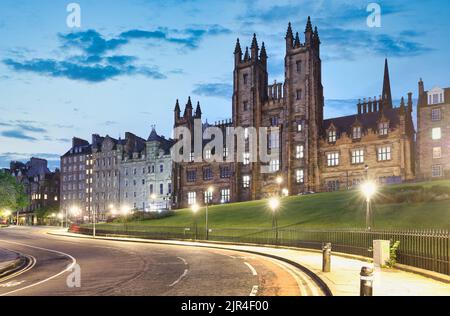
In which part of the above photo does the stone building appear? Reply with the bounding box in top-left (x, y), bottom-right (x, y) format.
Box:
top-left (416, 81), bottom-right (450, 179)
top-left (172, 18), bottom-right (416, 208)
top-left (9, 158), bottom-right (60, 225)
top-left (119, 128), bottom-right (174, 211)
top-left (319, 60), bottom-right (416, 190)
top-left (60, 137), bottom-right (94, 221)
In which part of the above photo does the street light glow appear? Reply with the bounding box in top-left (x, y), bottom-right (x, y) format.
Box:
top-left (191, 204), bottom-right (200, 214)
top-left (69, 206), bottom-right (81, 217)
top-left (57, 213), bottom-right (64, 220)
top-left (361, 181), bottom-right (377, 201)
top-left (269, 197), bottom-right (280, 212)
top-left (282, 188), bottom-right (289, 197)
top-left (276, 176), bottom-right (283, 185)
top-left (151, 194), bottom-right (157, 200)
top-left (207, 186), bottom-right (214, 193)
top-left (121, 205), bottom-right (131, 215)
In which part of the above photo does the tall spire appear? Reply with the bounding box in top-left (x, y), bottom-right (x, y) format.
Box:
top-left (251, 33), bottom-right (259, 60)
top-left (285, 22), bottom-right (294, 50)
top-left (260, 42), bottom-right (267, 61)
top-left (234, 38), bottom-right (242, 55)
top-left (382, 58), bottom-right (393, 109)
top-left (305, 16), bottom-right (313, 33)
top-left (174, 99), bottom-right (180, 113)
top-left (243, 47), bottom-right (250, 61)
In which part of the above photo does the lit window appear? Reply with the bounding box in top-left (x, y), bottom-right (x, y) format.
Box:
top-left (352, 149), bottom-right (364, 164)
top-left (269, 132), bottom-right (280, 149)
top-left (244, 128), bottom-right (249, 140)
top-left (187, 192), bottom-right (197, 205)
top-left (432, 127), bottom-right (442, 140)
top-left (297, 122), bottom-right (303, 132)
top-left (353, 127), bottom-right (362, 139)
top-left (189, 152), bottom-right (195, 162)
top-left (327, 153), bottom-right (339, 167)
top-left (431, 108), bottom-right (442, 121)
top-left (296, 169), bottom-right (304, 183)
top-left (432, 165), bottom-right (443, 178)
top-left (328, 130), bottom-right (337, 143)
top-left (223, 147), bottom-right (229, 159)
top-left (221, 189), bottom-right (231, 203)
top-left (378, 146), bottom-right (392, 161)
top-left (296, 145), bottom-right (304, 159)
top-left (204, 190), bottom-right (213, 204)
top-left (270, 160), bottom-right (280, 172)
top-left (433, 147), bottom-right (442, 159)
top-left (243, 175), bottom-right (251, 188)
top-left (243, 153), bottom-right (250, 165)
top-left (205, 150), bottom-right (212, 160)
top-left (379, 122), bottom-right (389, 136)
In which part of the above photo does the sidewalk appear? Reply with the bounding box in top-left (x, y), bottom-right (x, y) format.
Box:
top-left (0, 248), bottom-right (21, 276)
top-left (50, 230), bottom-right (450, 296)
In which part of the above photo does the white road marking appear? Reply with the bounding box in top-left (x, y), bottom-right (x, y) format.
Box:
top-left (177, 257), bottom-right (188, 265)
top-left (0, 240), bottom-right (77, 296)
top-left (169, 269), bottom-right (189, 287)
top-left (250, 285), bottom-right (259, 296)
top-left (0, 280), bottom-right (25, 288)
top-left (0, 254), bottom-right (36, 283)
top-left (244, 262), bottom-right (258, 276)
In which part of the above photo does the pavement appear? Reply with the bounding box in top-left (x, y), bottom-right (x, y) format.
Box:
top-left (50, 229), bottom-right (450, 296)
top-left (0, 247), bottom-right (21, 276)
top-left (0, 226), bottom-right (323, 296)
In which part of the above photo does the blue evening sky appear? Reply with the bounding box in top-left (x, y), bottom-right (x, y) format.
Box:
top-left (0, 0), bottom-right (449, 169)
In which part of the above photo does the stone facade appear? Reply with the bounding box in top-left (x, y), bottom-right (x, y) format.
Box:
top-left (417, 82), bottom-right (450, 179)
top-left (119, 128), bottom-right (173, 211)
top-left (60, 138), bottom-right (93, 221)
top-left (173, 19), bottom-right (417, 209)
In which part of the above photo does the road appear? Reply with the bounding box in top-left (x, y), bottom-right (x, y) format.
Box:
top-left (0, 226), bottom-right (322, 296)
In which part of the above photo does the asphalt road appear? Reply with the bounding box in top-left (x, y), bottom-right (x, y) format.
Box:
top-left (0, 226), bottom-right (319, 296)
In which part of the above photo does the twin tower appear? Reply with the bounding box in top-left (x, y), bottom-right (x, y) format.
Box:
top-left (174, 18), bottom-right (325, 205)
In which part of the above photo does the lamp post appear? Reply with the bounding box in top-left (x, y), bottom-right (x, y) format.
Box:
top-left (57, 213), bottom-right (64, 228)
top-left (121, 205), bottom-right (131, 233)
top-left (361, 181), bottom-right (377, 230)
top-left (276, 176), bottom-right (283, 197)
top-left (3, 210), bottom-right (11, 225)
top-left (269, 197), bottom-right (280, 244)
top-left (191, 204), bottom-right (199, 240)
top-left (205, 186), bottom-right (214, 240)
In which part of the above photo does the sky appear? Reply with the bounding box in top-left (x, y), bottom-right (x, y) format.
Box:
top-left (0, 0), bottom-right (449, 170)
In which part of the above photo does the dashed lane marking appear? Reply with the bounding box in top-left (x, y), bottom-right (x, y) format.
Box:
top-left (244, 262), bottom-right (258, 276)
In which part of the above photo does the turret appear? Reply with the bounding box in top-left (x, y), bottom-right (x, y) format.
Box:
top-left (285, 22), bottom-right (294, 51)
top-left (195, 101), bottom-right (202, 118)
top-left (382, 58), bottom-right (393, 109)
top-left (407, 92), bottom-right (413, 113)
top-left (234, 38), bottom-right (242, 65)
top-left (304, 16), bottom-right (313, 45)
top-left (260, 42), bottom-right (267, 64)
top-left (174, 99), bottom-right (181, 122)
top-left (184, 96), bottom-right (193, 119)
top-left (243, 47), bottom-right (250, 62)
top-left (250, 33), bottom-right (259, 61)
top-left (294, 32), bottom-right (301, 48)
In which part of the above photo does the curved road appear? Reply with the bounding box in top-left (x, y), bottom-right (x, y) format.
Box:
top-left (0, 227), bottom-right (322, 296)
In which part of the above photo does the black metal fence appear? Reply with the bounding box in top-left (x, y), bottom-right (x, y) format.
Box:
top-left (78, 225), bottom-right (450, 276)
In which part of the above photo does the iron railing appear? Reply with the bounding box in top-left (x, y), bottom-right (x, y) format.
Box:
top-left (77, 225), bottom-right (450, 276)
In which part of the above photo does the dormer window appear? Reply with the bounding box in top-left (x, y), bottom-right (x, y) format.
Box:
top-left (328, 130), bottom-right (337, 143)
top-left (352, 126), bottom-right (362, 140)
top-left (379, 122), bottom-right (389, 136)
top-left (428, 87), bottom-right (444, 105)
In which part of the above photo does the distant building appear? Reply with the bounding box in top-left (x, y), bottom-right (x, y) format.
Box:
top-left (119, 128), bottom-right (174, 211)
top-left (9, 158), bottom-right (60, 225)
top-left (60, 138), bottom-right (93, 222)
top-left (417, 81), bottom-right (450, 179)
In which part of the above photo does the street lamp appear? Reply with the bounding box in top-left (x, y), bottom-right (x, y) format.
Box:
top-left (276, 176), bottom-right (283, 196)
top-left (269, 197), bottom-right (280, 244)
top-left (150, 194), bottom-right (157, 211)
top-left (69, 206), bottom-right (81, 226)
top-left (191, 204), bottom-right (200, 240)
top-left (3, 210), bottom-right (11, 225)
top-left (121, 205), bottom-right (132, 233)
top-left (205, 186), bottom-right (214, 240)
top-left (361, 181), bottom-right (377, 230)
top-left (57, 213), bottom-right (64, 228)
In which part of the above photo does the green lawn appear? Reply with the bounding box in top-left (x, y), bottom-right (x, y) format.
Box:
top-left (94, 180), bottom-right (450, 230)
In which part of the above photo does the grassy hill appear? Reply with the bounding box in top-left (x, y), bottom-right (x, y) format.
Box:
top-left (95, 180), bottom-right (450, 230)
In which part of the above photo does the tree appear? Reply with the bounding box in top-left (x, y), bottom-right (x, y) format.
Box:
top-left (0, 172), bottom-right (29, 211)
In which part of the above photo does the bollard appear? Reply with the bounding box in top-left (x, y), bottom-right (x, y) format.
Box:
top-left (360, 266), bottom-right (374, 296)
top-left (322, 243), bottom-right (332, 272)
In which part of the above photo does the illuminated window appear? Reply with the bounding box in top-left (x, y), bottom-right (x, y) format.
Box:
top-left (296, 145), bottom-right (304, 159)
top-left (296, 169), bottom-right (304, 184)
top-left (204, 190), bottom-right (213, 204)
top-left (353, 127), bottom-right (362, 139)
top-left (327, 153), bottom-right (339, 167)
top-left (221, 189), bottom-right (231, 203)
top-left (205, 150), bottom-right (212, 160)
top-left (270, 160), bottom-right (280, 172)
top-left (187, 192), bottom-right (196, 205)
top-left (352, 149), bottom-right (364, 164)
top-left (432, 127), bottom-right (442, 140)
top-left (243, 153), bottom-right (250, 165)
top-left (378, 146), bottom-right (391, 161)
top-left (269, 132), bottom-right (280, 149)
top-left (243, 175), bottom-right (251, 188)
top-left (328, 130), bottom-right (337, 143)
top-left (297, 122), bottom-right (303, 132)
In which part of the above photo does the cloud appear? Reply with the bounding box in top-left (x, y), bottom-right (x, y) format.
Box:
top-left (192, 83), bottom-right (233, 99)
top-left (3, 25), bottom-right (230, 83)
top-left (1, 130), bottom-right (37, 141)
